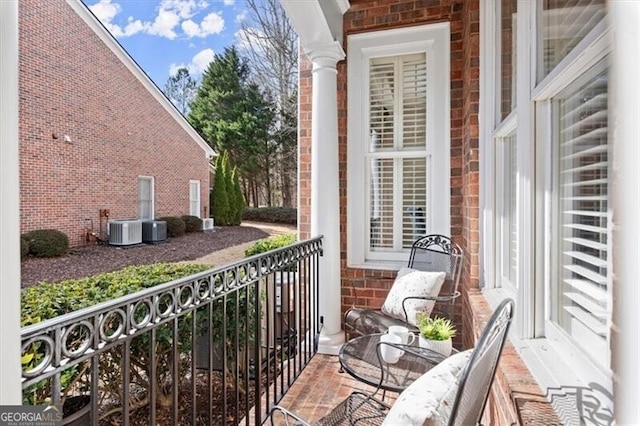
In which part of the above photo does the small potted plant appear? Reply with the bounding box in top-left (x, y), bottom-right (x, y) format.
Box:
top-left (416, 314), bottom-right (456, 357)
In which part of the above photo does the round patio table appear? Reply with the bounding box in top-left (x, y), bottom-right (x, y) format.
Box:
top-left (338, 333), bottom-right (454, 392)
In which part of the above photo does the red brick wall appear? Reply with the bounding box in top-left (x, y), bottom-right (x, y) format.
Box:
top-left (18, 0), bottom-right (210, 247)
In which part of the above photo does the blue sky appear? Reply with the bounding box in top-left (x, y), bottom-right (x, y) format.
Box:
top-left (83, 0), bottom-right (252, 87)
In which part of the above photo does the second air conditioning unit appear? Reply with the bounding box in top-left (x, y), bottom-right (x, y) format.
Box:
top-left (142, 220), bottom-right (167, 243)
top-left (109, 220), bottom-right (142, 246)
top-left (202, 218), bottom-right (214, 231)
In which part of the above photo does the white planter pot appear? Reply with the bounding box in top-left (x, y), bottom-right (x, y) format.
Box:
top-left (418, 335), bottom-right (452, 357)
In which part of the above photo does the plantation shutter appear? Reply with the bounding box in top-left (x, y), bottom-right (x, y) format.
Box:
top-left (555, 70), bottom-right (609, 366)
top-left (540, 0), bottom-right (606, 78)
top-left (368, 53), bottom-right (427, 254)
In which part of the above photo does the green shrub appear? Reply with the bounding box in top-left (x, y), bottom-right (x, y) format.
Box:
top-left (231, 167), bottom-right (245, 225)
top-left (242, 207), bottom-right (297, 225)
top-left (157, 216), bottom-right (186, 238)
top-left (211, 152), bottom-right (231, 226)
top-left (21, 263), bottom-right (211, 325)
top-left (23, 229), bottom-right (69, 257)
top-left (181, 215), bottom-right (203, 233)
top-left (244, 233), bottom-right (297, 257)
top-left (20, 236), bottom-right (30, 259)
top-left (21, 263), bottom-right (212, 406)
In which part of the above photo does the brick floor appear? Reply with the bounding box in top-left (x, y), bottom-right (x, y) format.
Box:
top-left (263, 354), bottom-right (398, 425)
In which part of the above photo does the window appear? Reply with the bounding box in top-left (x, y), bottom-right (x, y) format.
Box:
top-left (347, 23), bottom-right (450, 268)
top-left (549, 65), bottom-right (610, 369)
top-left (138, 176), bottom-right (154, 220)
top-left (189, 180), bottom-right (200, 217)
top-left (480, 0), bottom-right (612, 416)
top-left (538, 0), bottom-right (606, 80)
top-left (496, 130), bottom-right (518, 292)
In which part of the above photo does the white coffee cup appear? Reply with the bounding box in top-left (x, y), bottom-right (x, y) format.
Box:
top-left (379, 333), bottom-right (403, 364)
top-left (388, 325), bottom-right (416, 346)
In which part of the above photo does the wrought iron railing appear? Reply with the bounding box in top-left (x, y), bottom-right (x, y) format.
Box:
top-left (21, 236), bottom-right (323, 425)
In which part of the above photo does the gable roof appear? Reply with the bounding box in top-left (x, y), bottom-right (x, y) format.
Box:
top-left (66, 0), bottom-right (215, 159)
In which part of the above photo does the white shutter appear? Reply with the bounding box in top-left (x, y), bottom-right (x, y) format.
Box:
top-left (540, 1), bottom-right (606, 78)
top-left (555, 70), bottom-right (609, 365)
top-left (368, 53), bottom-right (427, 254)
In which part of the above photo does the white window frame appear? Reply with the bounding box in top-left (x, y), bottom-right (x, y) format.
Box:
top-left (480, 0), bottom-right (613, 415)
top-left (189, 179), bottom-right (201, 218)
top-left (138, 176), bottom-right (154, 221)
top-left (346, 23), bottom-right (450, 270)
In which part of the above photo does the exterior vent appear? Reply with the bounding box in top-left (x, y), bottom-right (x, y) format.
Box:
top-left (202, 218), bottom-right (214, 231)
top-left (108, 220), bottom-right (142, 246)
top-left (142, 220), bottom-right (167, 243)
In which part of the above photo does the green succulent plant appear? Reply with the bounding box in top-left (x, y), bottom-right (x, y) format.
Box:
top-left (416, 314), bottom-right (456, 341)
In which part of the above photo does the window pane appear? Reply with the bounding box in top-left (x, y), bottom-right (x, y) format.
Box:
top-left (552, 68), bottom-right (609, 368)
top-left (401, 55), bottom-right (427, 150)
top-left (370, 60), bottom-right (395, 151)
top-left (402, 158), bottom-right (427, 248)
top-left (500, 0), bottom-right (517, 120)
top-left (539, 0), bottom-right (606, 79)
top-left (498, 132), bottom-right (518, 289)
top-left (369, 158), bottom-right (394, 251)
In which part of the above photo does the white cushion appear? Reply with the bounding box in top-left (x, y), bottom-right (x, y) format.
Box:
top-left (382, 349), bottom-right (472, 426)
top-left (381, 270), bottom-right (446, 326)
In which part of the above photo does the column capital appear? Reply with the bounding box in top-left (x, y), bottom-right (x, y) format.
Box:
top-left (306, 40), bottom-right (345, 70)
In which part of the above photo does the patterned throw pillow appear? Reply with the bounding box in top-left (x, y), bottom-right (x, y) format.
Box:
top-left (382, 350), bottom-right (472, 426)
top-left (380, 270), bottom-right (446, 326)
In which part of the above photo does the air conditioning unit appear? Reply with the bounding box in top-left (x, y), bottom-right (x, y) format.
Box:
top-left (202, 218), bottom-right (214, 231)
top-left (142, 220), bottom-right (167, 243)
top-left (108, 220), bottom-right (142, 246)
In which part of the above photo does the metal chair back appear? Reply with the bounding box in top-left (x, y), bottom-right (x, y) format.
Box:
top-left (448, 298), bottom-right (515, 426)
top-left (408, 234), bottom-right (463, 319)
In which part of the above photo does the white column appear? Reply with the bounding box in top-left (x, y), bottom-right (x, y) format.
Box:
top-left (610, 2), bottom-right (640, 424)
top-left (308, 41), bottom-right (345, 354)
top-left (0, 0), bottom-right (23, 404)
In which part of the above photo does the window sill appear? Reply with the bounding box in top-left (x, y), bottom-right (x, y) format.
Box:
top-left (346, 259), bottom-right (407, 272)
top-left (479, 289), bottom-right (614, 424)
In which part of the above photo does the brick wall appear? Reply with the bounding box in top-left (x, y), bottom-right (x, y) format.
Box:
top-left (19, 0), bottom-right (210, 247)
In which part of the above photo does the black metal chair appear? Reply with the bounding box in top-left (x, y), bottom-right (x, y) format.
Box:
top-left (269, 298), bottom-right (515, 426)
top-left (344, 234), bottom-right (463, 341)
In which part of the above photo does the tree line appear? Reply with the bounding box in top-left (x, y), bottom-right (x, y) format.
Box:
top-left (163, 0), bottom-right (297, 211)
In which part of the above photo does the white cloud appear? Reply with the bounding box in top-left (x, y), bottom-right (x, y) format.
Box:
top-left (89, 0), bottom-right (222, 40)
top-left (235, 27), bottom-right (268, 52)
top-left (180, 12), bottom-right (224, 38)
top-left (223, 0), bottom-right (235, 5)
top-left (147, 9), bottom-right (181, 39)
top-left (235, 10), bottom-right (247, 24)
top-left (169, 48), bottom-right (215, 77)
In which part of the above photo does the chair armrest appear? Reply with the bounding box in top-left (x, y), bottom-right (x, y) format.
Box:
top-left (269, 405), bottom-right (311, 426)
top-left (400, 291), bottom-right (461, 321)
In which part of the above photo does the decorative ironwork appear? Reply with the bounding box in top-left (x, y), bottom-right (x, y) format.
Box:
top-left (21, 236), bottom-right (323, 425)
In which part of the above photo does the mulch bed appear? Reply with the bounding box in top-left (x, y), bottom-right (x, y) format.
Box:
top-left (21, 226), bottom-right (269, 288)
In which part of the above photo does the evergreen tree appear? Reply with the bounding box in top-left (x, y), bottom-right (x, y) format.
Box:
top-left (211, 152), bottom-right (230, 226)
top-left (222, 152), bottom-right (235, 225)
top-left (231, 167), bottom-right (245, 225)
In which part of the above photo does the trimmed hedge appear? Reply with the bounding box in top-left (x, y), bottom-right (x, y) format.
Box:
top-left (181, 215), bottom-right (203, 233)
top-left (242, 207), bottom-right (297, 225)
top-left (158, 216), bottom-right (186, 238)
top-left (20, 237), bottom-right (30, 259)
top-left (23, 229), bottom-right (69, 257)
top-left (21, 263), bottom-right (211, 326)
top-left (244, 233), bottom-right (297, 257)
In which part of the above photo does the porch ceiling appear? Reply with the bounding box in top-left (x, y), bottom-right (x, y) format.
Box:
top-left (279, 0), bottom-right (349, 52)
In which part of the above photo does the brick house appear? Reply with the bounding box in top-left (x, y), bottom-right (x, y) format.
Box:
top-left (282, 0), bottom-right (637, 423)
top-left (18, 0), bottom-right (214, 247)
